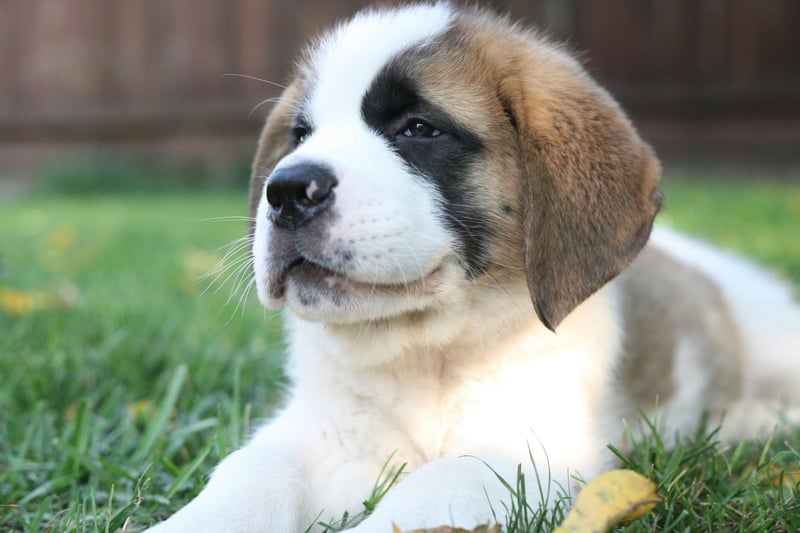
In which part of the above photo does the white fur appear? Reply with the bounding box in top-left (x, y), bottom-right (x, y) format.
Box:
top-left (147, 5), bottom-right (800, 532)
top-left (253, 121), bottom-right (457, 325)
top-left (253, 4), bottom-right (456, 324)
top-left (308, 3), bottom-right (454, 124)
top-left (149, 277), bottom-right (624, 532)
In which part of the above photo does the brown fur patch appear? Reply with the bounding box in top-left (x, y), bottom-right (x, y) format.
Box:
top-left (248, 81), bottom-right (306, 233)
top-left (451, 10), bottom-right (662, 330)
top-left (617, 246), bottom-right (744, 410)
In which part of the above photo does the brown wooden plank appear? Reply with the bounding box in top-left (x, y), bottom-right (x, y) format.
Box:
top-left (728, 0), bottom-right (760, 80)
top-left (573, 0), bottom-right (649, 80)
top-left (115, 0), bottom-right (153, 102)
top-left (0, 2), bottom-right (21, 113)
top-left (695, 0), bottom-right (728, 82)
top-left (648, 0), bottom-right (697, 81)
top-left (753, 0), bottom-right (796, 77)
top-left (231, 0), bottom-right (276, 99)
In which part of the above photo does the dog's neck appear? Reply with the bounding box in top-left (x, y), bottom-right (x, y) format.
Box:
top-left (282, 276), bottom-right (618, 378)
top-left (275, 277), bottom-right (620, 469)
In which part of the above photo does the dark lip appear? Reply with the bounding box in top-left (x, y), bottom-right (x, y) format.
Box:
top-left (271, 255), bottom-right (341, 298)
top-left (285, 256), bottom-right (341, 277)
top-left (268, 249), bottom-right (444, 303)
top-left (268, 255), bottom-right (302, 302)
top-left (286, 256), bottom-right (306, 271)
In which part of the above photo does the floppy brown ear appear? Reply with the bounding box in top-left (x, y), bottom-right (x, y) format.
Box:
top-left (248, 82), bottom-right (304, 233)
top-left (498, 45), bottom-right (662, 331)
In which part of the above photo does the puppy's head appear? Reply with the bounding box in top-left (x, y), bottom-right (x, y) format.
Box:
top-left (249, 4), bottom-right (661, 329)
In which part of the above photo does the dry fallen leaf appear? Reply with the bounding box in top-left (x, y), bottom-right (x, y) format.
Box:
top-left (127, 399), bottom-right (154, 422)
top-left (553, 469), bottom-right (659, 533)
top-left (0, 283), bottom-right (80, 316)
top-left (392, 523), bottom-right (501, 533)
top-left (757, 461), bottom-right (800, 490)
top-left (0, 287), bottom-right (49, 315)
top-left (46, 226), bottom-right (77, 253)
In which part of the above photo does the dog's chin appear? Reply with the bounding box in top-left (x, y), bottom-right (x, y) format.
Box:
top-left (263, 259), bottom-right (451, 325)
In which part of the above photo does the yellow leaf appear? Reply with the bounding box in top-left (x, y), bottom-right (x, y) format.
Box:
top-left (553, 470), bottom-right (659, 533)
top-left (41, 226), bottom-right (79, 271)
top-left (64, 402), bottom-right (79, 423)
top-left (0, 283), bottom-right (80, 316)
top-left (0, 287), bottom-right (48, 315)
top-left (47, 226), bottom-right (76, 253)
top-left (392, 522), bottom-right (501, 533)
top-left (758, 462), bottom-right (800, 490)
top-left (128, 399), bottom-right (153, 422)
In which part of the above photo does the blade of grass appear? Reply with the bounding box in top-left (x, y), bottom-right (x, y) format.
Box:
top-left (231, 357), bottom-right (243, 449)
top-left (133, 365), bottom-right (187, 463)
top-left (165, 439), bottom-right (214, 498)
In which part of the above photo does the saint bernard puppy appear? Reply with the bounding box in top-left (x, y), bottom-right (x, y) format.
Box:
top-left (147, 3), bottom-right (800, 532)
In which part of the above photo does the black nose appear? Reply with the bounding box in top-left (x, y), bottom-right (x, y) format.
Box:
top-left (265, 164), bottom-right (338, 229)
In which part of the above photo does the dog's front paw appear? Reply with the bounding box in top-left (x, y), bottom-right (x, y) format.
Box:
top-left (340, 457), bottom-right (513, 533)
top-left (144, 488), bottom-right (310, 533)
top-left (145, 501), bottom-right (308, 533)
top-left (144, 500), bottom-right (239, 533)
top-left (144, 448), bottom-right (312, 533)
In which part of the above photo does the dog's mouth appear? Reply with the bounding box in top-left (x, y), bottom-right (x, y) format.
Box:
top-left (284, 256), bottom-right (347, 288)
top-left (266, 253), bottom-right (443, 308)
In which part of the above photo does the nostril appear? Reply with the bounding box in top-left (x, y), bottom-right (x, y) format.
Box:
top-left (268, 179), bottom-right (326, 209)
top-left (266, 186), bottom-right (283, 210)
top-left (303, 179), bottom-right (335, 205)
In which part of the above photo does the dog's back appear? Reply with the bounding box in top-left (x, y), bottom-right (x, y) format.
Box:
top-left (647, 228), bottom-right (800, 438)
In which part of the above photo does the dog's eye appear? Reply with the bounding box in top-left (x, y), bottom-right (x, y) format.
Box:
top-left (401, 120), bottom-right (442, 139)
top-left (291, 126), bottom-right (310, 146)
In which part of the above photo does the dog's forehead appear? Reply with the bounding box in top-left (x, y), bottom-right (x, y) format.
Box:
top-left (306, 4), bottom-right (454, 123)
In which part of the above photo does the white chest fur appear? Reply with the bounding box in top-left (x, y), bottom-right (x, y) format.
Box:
top-left (278, 282), bottom-right (621, 519)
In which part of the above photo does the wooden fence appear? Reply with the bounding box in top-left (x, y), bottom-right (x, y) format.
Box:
top-left (1, 0), bottom-right (798, 153)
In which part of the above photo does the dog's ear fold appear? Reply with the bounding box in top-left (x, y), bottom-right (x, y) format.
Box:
top-left (248, 82), bottom-right (303, 233)
top-left (499, 47), bottom-right (662, 331)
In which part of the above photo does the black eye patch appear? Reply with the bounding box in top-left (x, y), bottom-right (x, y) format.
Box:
top-left (360, 58), bottom-right (491, 278)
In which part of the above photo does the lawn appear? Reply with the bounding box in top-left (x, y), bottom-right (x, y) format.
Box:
top-left (1, 178), bottom-right (799, 532)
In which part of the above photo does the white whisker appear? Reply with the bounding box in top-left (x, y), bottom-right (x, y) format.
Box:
top-left (222, 73), bottom-right (288, 90)
top-left (195, 216), bottom-right (256, 223)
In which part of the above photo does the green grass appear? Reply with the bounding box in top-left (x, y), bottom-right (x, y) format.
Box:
top-left (1, 178), bottom-right (798, 532)
top-left (0, 193), bottom-right (285, 531)
top-left (659, 178), bottom-right (800, 283)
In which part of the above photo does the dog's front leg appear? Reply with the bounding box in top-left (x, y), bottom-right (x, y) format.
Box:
top-left (346, 455), bottom-right (517, 533)
top-left (145, 411), bottom-right (314, 533)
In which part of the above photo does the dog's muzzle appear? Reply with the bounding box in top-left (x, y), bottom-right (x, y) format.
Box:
top-left (266, 163), bottom-right (338, 230)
